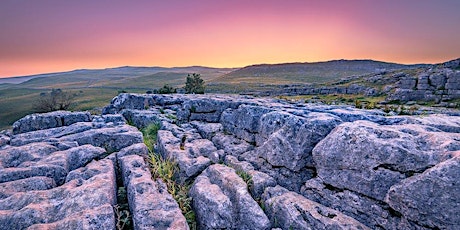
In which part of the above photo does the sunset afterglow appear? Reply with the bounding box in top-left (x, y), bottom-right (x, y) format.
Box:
top-left (1, 0), bottom-right (459, 77)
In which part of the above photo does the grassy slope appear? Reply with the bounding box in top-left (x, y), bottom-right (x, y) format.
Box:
top-left (0, 67), bottom-right (234, 130)
top-left (211, 60), bottom-right (423, 85)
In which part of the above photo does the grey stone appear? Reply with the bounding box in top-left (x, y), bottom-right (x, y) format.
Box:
top-left (119, 154), bottom-right (188, 230)
top-left (312, 120), bottom-right (459, 201)
top-left (386, 156), bottom-right (460, 229)
top-left (190, 164), bottom-right (270, 230)
top-left (0, 159), bottom-right (117, 230)
top-left (121, 109), bottom-right (161, 129)
top-left (190, 121), bottom-right (222, 140)
top-left (61, 125), bottom-right (143, 153)
top-left (221, 105), bottom-right (273, 143)
top-left (0, 176), bottom-right (56, 199)
top-left (0, 133), bottom-right (9, 147)
top-left (157, 130), bottom-right (211, 182)
top-left (117, 143), bottom-right (149, 158)
top-left (300, 178), bottom-right (411, 229)
top-left (10, 122), bottom-right (93, 146)
top-left (256, 112), bottom-right (341, 171)
top-left (12, 111), bottom-right (91, 134)
top-left (212, 132), bottom-right (254, 156)
top-left (262, 186), bottom-right (369, 230)
top-left (103, 93), bottom-right (153, 114)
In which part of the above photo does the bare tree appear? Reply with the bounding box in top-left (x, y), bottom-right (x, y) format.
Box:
top-left (34, 89), bottom-right (76, 112)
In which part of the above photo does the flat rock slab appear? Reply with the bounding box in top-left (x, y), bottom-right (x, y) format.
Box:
top-left (0, 159), bottom-right (117, 229)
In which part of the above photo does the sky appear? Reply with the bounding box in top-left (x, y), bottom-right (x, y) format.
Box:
top-left (0, 0), bottom-right (459, 78)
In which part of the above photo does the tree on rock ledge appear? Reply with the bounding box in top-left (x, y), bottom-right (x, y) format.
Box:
top-left (184, 73), bottom-right (205, 94)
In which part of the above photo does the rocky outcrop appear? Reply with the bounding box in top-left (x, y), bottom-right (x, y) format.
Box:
top-left (387, 69), bottom-right (460, 103)
top-left (101, 93), bottom-right (459, 230)
top-left (252, 61), bottom-right (460, 106)
top-left (1, 93), bottom-right (459, 229)
top-left (0, 110), bottom-right (186, 229)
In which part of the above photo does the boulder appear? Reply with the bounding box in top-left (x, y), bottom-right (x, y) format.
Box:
top-left (312, 120), bottom-right (459, 201)
top-left (212, 132), bottom-right (253, 156)
top-left (190, 121), bottom-right (222, 140)
top-left (61, 125), bottom-right (143, 153)
top-left (386, 156), bottom-right (460, 229)
top-left (117, 143), bottom-right (149, 158)
top-left (10, 122), bottom-right (93, 146)
top-left (300, 177), bottom-right (411, 229)
top-left (256, 111), bottom-right (341, 171)
top-left (121, 109), bottom-right (161, 129)
top-left (262, 186), bottom-right (369, 230)
top-left (189, 164), bottom-right (270, 229)
top-left (102, 93), bottom-right (152, 114)
top-left (221, 105), bottom-right (273, 143)
top-left (0, 176), bottom-right (56, 199)
top-left (157, 130), bottom-right (211, 182)
top-left (12, 111), bottom-right (91, 134)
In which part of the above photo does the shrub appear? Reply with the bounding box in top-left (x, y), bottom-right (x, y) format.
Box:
top-left (158, 84), bottom-right (176, 94)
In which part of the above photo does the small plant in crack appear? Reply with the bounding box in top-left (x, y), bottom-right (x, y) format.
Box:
top-left (113, 204), bottom-right (131, 230)
top-left (236, 169), bottom-right (253, 190)
top-left (180, 135), bottom-right (187, 150)
top-left (141, 122), bottom-right (161, 152)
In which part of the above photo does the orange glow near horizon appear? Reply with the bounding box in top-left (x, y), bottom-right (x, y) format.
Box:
top-left (1, 0), bottom-right (459, 78)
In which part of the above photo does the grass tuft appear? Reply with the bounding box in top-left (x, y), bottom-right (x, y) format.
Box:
top-left (236, 169), bottom-right (253, 190)
top-left (141, 123), bottom-right (161, 151)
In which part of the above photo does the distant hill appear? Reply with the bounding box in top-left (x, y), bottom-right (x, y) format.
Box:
top-left (0, 58), bottom-right (454, 130)
top-left (211, 60), bottom-right (428, 85)
top-left (1, 66), bottom-right (236, 89)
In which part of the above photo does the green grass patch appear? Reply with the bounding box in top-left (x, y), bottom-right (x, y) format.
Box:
top-left (236, 169), bottom-right (253, 190)
top-left (141, 123), bottom-right (161, 151)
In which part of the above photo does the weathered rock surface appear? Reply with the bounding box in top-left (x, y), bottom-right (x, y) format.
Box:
top-left (190, 164), bottom-right (270, 229)
top-left (312, 120), bottom-right (460, 201)
top-left (0, 159), bottom-right (117, 229)
top-left (119, 154), bottom-right (188, 229)
top-left (263, 186), bottom-right (370, 229)
top-left (386, 156), bottom-right (460, 229)
top-left (12, 111), bottom-right (91, 134)
top-left (1, 93), bottom-right (459, 229)
top-left (0, 109), bottom-right (189, 229)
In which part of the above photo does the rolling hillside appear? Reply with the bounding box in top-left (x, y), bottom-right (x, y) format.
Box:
top-left (211, 60), bottom-right (428, 85)
top-left (0, 59), bottom-right (438, 129)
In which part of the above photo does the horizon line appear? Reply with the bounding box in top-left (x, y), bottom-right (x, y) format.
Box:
top-left (1, 57), bottom-right (458, 80)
